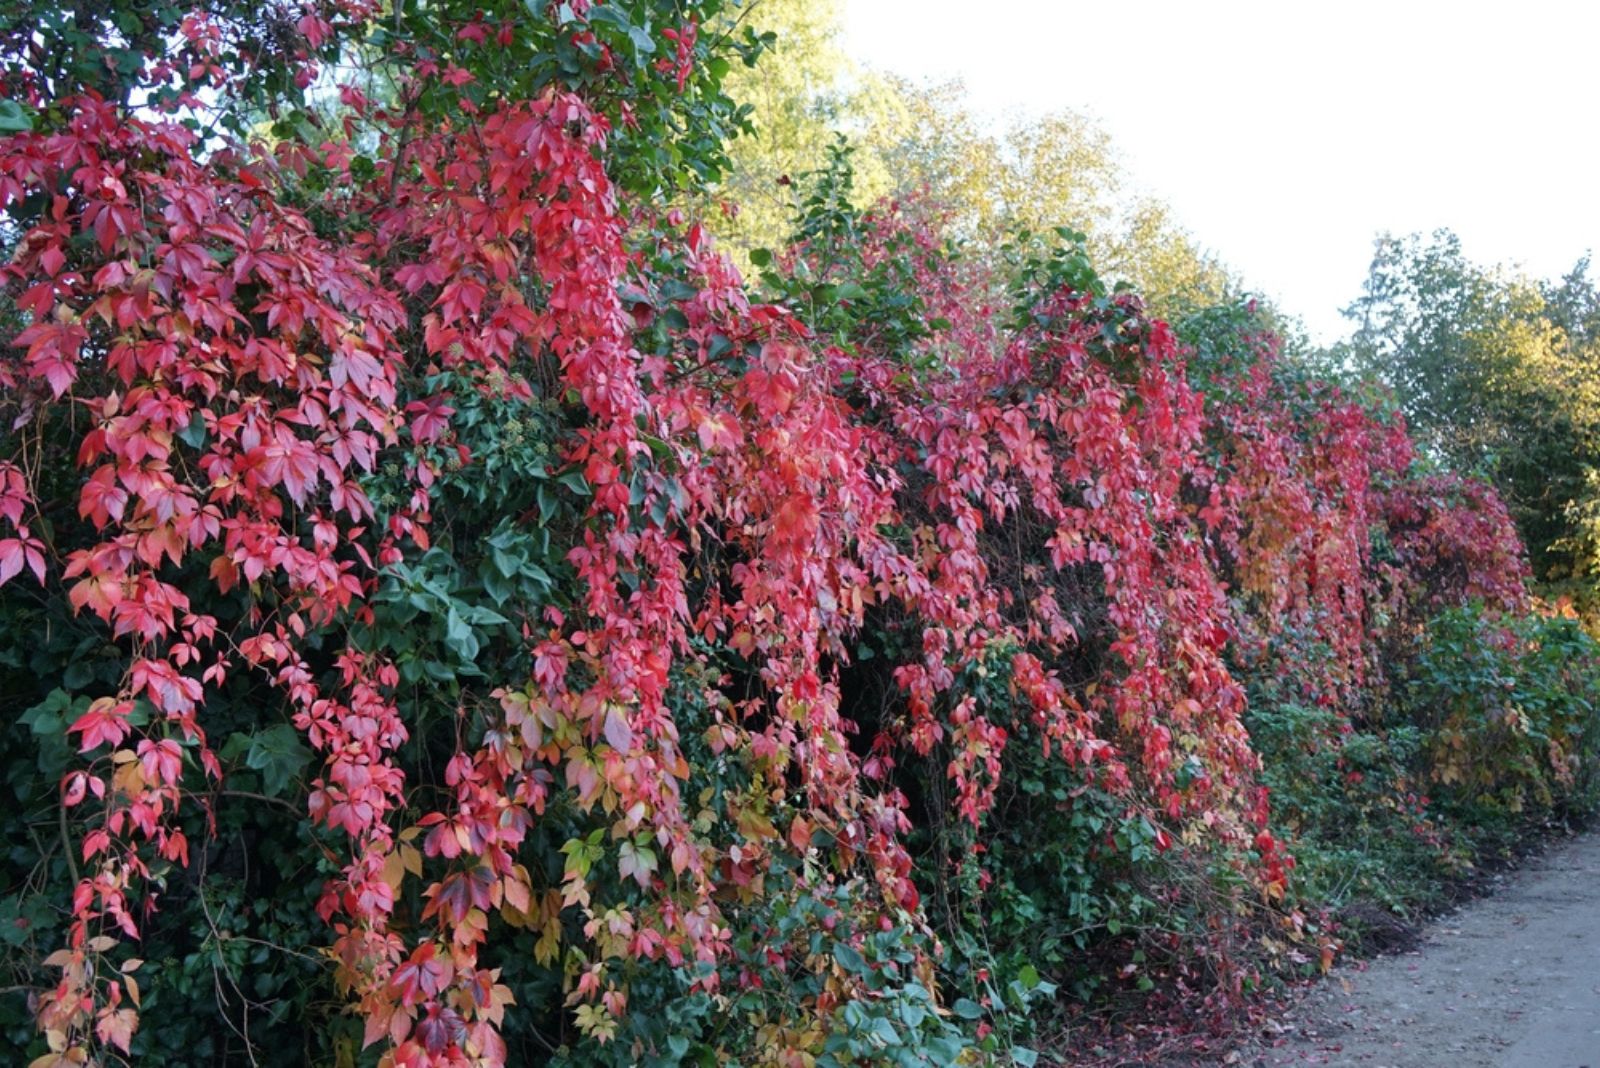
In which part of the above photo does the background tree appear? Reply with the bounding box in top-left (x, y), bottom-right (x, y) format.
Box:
top-left (706, 2), bottom-right (1239, 318)
top-left (1341, 230), bottom-right (1600, 602)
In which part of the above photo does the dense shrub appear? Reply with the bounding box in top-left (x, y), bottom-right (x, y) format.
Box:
top-left (1242, 644), bottom-right (1455, 921)
top-left (1405, 606), bottom-right (1600, 828)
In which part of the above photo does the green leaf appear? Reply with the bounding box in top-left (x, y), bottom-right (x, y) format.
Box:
top-left (642, 433), bottom-right (673, 460)
top-left (659, 279), bottom-right (698, 302)
top-left (868, 1016), bottom-right (900, 1046)
top-left (243, 725), bottom-right (313, 798)
top-left (21, 688), bottom-right (75, 734)
top-left (490, 544), bottom-right (522, 578)
top-left (177, 410), bottom-right (207, 449)
top-left (444, 606), bottom-right (480, 662)
top-left (831, 942), bottom-right (866, 974)
top-left (951, 997), bottom-right (984, 1020)
top-left (585, 4), bottom-right (627, 27)
top-left (460, 604), bottom-right (510, 627)
top-left (480, 568), bottom-right (512, 606)
top-left (628, 25), bottom-right (657, 55)
top-left (536, 482), bottom-right (560, 519)
top-left (0, 99), bottom-right (33, 133)
top-left (749, 248), bottom-right (773, 268)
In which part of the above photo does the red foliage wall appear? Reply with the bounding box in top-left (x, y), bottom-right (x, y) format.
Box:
top-left (0, 34), bottom-right (1531, 1065)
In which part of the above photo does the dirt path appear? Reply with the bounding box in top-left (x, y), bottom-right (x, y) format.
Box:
top-left (1237, 831), bottom-right (1600, 1067)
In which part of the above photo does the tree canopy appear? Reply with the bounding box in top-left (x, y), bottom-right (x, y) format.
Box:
top-left (1343, 231), bottom-right (1600, 605)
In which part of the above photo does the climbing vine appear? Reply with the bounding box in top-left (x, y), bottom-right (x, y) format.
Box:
top-left (0, 3), bottom-right (1571, 1066)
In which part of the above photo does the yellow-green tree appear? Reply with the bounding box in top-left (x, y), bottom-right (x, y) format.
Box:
top-left (1344, 231), bottom-right (1600, 606)
top-left (707, 0), bottom-right (895, 256)
top-left (705, 2), bottom-right (1237, 316)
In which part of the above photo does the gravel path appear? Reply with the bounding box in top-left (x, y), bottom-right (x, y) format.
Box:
top-left (1237, 831), bottom-right (1600, 1067)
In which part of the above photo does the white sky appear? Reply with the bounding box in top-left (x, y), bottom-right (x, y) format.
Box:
top-left (842, 0), bottom-right (1600, 344)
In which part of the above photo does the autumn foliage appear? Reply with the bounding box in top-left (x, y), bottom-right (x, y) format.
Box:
top-left (0, 3), bottom-right (1588, 1066)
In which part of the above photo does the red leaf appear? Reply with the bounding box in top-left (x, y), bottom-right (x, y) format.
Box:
top-left (68, 698), bottom-right (132, 753)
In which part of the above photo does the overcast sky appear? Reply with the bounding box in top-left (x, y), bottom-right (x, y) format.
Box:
top-left (842, 0), bottom-right (1599, 343)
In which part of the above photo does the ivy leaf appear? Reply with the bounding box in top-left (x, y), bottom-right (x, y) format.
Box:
top-left (0, 100), bottom-right (32, 133)
top-left (557, 470), bottom-right (591, 496)
top-left (243, 725), bottom-right (313, 797)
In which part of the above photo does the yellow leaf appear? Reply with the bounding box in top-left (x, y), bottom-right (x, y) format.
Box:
top-left (380, 850), bottom-right (405, 892)
top-left (535, 918), bottom-right (561, 966)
